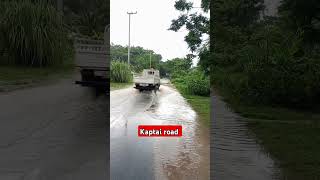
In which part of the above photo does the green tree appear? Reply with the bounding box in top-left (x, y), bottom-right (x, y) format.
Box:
top-left (110, 44), bottom-right (162, 72)
top-left (160, 57), bottom-right (192, 78)
top-left (170, 0), bottom-right (209, 51)
top-left (169, 0), bottom-right (210, 72)
top-left (278, 0), bottom-right (320, 44)
top-left (211, 0), bottom-right (320, 107)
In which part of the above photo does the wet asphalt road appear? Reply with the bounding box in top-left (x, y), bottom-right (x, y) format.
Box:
top-left (110, 85), bottom-right (210, 180)
top-left (211, 93), bottom-right (279, 180)
top-left (0, 77), bottom-right (109, 180)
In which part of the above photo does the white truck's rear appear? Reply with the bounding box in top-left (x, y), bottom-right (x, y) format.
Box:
top-left (74, 25), bottom-right (109, 90)
top-left (134, 69), bottom-right (160, 91)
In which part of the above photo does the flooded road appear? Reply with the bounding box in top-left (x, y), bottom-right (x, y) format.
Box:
top-left (0, 77), bottom-right (109, 180)
top-left (110, 85), bottom-right (210, 180)
top-left (211, 93), bottom-right (279, 180)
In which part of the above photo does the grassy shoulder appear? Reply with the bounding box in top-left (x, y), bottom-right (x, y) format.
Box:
top-left (110, 82), bottom-right (133, 91)
top-left (173, 82), bottom-right (210, 126)
top-left (216, 88), bottom-right (320, 179)
top-left (183, 94), bottom-right (210, 126)
top-left (0, 65), bottom-right (74, 92)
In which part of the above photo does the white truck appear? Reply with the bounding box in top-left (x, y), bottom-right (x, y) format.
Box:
top-left (74, 25), bottom-right (109, 91)
top-left (134, 68), bottom-right (160, 91)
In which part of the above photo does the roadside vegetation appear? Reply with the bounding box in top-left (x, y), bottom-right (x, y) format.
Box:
top-left (0, 1), bottom-right (70, 67)
top-left (172, 69), bottom-right (210, 97)
top-left (211, 0), bottom-right (320, 178)
top-left (169, 0), bottom-right (210, 125)
top-left (0, 0), bottom-right (108, 91)
top-left (110, 61), bottom-right (132, 83)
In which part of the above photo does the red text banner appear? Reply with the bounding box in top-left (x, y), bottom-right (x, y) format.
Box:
top-left (138, 125), bottom-right (182, 137)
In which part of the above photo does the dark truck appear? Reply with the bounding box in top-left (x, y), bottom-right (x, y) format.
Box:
top-left (74, 25), bottom-right (109, 91)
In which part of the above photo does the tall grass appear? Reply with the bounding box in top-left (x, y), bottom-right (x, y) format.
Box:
top-left (0, 0), bottom-right (69, 67)
top-left (111, 61), bottom-right (132, 83)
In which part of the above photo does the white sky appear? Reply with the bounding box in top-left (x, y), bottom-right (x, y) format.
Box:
top-left (110, 0), bottom-right (205, 63)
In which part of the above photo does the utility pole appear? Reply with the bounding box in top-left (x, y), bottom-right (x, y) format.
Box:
top-left (149, 52), bottom-right (152, 68)
top-left (127, 11), bottom-right (137, 65)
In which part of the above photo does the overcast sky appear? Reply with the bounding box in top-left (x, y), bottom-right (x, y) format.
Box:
top-left (110, 0), bottom-right (205, 63)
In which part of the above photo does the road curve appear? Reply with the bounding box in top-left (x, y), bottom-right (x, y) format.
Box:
top-left (0, 77), bottom-right (109, 180)
top-left (110, 85), bottom-right (210, 180)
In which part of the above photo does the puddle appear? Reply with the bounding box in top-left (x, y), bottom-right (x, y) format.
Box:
top-left (211, 94), bottom-right (280, 180)
top-left (110, 85), bottom-right (210, 180)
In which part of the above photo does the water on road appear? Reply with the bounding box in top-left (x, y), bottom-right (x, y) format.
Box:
top-left (0, 77), bottom-right (109, 180)
top-left (211, 94), bottom-right (280, 180)
top-left (110, 85), bottom-right (210, 180)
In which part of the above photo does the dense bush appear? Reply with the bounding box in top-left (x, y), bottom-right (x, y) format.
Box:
top-left (110, 61), bottom-right (132, 83)
top-left (210, 0), bottom-right (320, 108)
top-left (185, 70), bottom-right (210, 96)
top-left (173, 69), bottom-right (210, 96)
top-left (63, 0), bottom-right (109, 37)
top-left (0, 1), bottom-right (69, 67)
top-left (212, 23), bottom-right (320, 107)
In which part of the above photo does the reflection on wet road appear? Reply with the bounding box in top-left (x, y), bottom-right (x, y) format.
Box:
top-left (110, 85), bottom-right (209, 180)
top-left (211, 94), bottom-right (279, 180)
top-left (0, 77), bottom-right (108, 180)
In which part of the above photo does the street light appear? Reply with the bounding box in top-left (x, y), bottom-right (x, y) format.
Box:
top-left (127, 11), bottom-right (137, 65)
